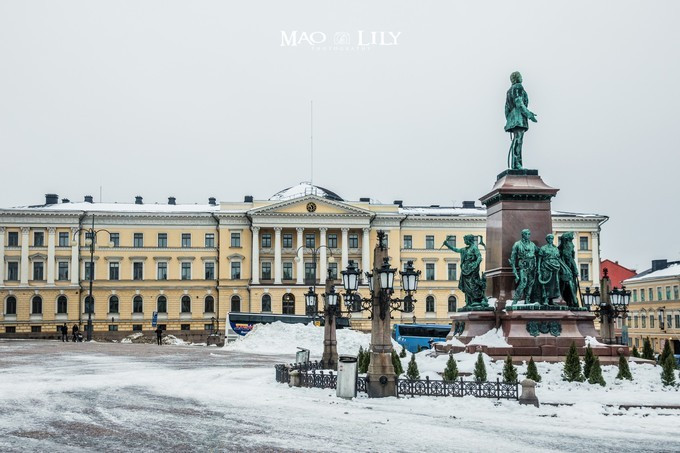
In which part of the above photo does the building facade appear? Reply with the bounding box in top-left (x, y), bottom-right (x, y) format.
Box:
top-left (624, 259), bottom-right (680, 354)
top-left (0, 183), bottom-right (607, 338)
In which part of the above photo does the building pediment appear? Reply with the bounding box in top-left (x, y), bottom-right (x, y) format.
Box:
top-left (248, 195), bottom-right (372, 218)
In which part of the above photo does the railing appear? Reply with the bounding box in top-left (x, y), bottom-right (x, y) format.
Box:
top-left (275, 362), bottom-right (518, 400)
top-left (396, 376), bottom-right (518, 399)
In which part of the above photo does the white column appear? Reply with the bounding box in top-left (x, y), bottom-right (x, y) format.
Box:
top-left (20, 227), bottom-right (29, 285)
top-left (341, 228), bottom-right (349, 271)
top-left (47, 227), bottom-right (56, 285)
top-left (319, 228), bottom-right (327, 284)
top-left (251, 226), bottom-right (260, 284)
top-left (274, 227), bottom-right (282, 284)
top-left (592, 231), bottom-right (601, 286)
top-left (0, 227), bottom-right (5, 284)
top-left (362, 227), bottom-right (370, 280)
top-left (70, 227), bottom-right (79, 285)
top-left (296, 227), bottom-right (304, 284)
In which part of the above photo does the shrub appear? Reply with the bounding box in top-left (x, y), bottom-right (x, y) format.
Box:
top-left (631, 345), bottom-right (640, 358)
top-left (616, 354), bottom-right (632, 380)
top-left (642, 338), bottom-right (654, 361)
top-left (443, 353), bottom-right (459, 381)
top-left (391, 349), bottom-right (404, 376)
top-left (661, 353), bottom-right (677, 387)
top-left (474, 353), bottom-right (487, 382)
top-left (562, 342), bottom-right (584, 382)
top-left (502, 355), bottom-right (518, 382)
top-left (525, 357), bottom-right (541, 382)
top-left (583, 344), bottom-right (595, 379)
top-left (399, 346), bottom-right (407, 358)
top-left (406, 354), bottom-right (420, 380)
top-left (587, 357), bottom-right (606, 386)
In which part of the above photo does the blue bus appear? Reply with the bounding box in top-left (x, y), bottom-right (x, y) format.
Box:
top-left (392, 324), bottom-right (450, 353)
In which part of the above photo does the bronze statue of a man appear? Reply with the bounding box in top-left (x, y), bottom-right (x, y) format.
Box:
top-left (538, 234), bottom-right (561, 305)
top-left (505, 71), bottom-right (537, 170)
top-left (510, 229), bottom-right (538, 304)
top-left (443, 234), bottom-right (488, 309)
top-left (558, 232), bottom-right (580, 307)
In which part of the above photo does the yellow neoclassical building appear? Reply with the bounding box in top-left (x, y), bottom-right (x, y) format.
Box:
top-left (0, 183), bottom-right (606, 338)
top-left (624, 259), bottom-right (680, 354)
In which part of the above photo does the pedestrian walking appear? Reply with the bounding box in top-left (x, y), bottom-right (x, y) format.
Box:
top-left (61, 323), bottom-right (68, 342)
top-left (155, 326), bottom-right (163, 345)
top-left (72, 324), bottom-right (79, 343)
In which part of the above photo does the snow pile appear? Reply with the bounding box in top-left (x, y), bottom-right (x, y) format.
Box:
top-left (442, 336), bottom-right (465, 347)
top-left (120, 332), bottom-right (144, 344)
top-left (585, 336), bottom-right (607, 347)
top-left (487, 297), bottom-right (498, 308)
top-left (163, 334), bottom-right (187, 345)
top-left (468, 328), bottom-right (510, 347)
top-left (224, 321), bottom-right (381, 357)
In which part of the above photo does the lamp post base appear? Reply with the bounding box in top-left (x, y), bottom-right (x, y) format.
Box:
top-left (366, 352), bottom-right (397, 398)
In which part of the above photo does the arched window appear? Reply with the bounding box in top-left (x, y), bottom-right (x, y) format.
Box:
top-left (157, 296), bottom-right (167, 313)
top-left (261, 294), bottom-right (272, 312)
top-left (649, 314), bottom-right (655, 329)
top-left (204, 295), bottom-right (215, 313)
top-left (181, 295), bottom-right (191, 313)
top-left (5, 296), bottom-right (17, 315)
top-left (57, 295), bottom-right (68, 314)
top-left (282, 293), bottom-right (295, 314)
top-left (426, 296), bottom-right (435, 312)
top-left (31, 296), bottom-right (42, 314)
top-left (84, 295), bottom-right (94, 314)
top-left (633, 314), bottom-right (639, 328)
top-left (448, 295), bottom-right (457, 313)
top-left (231, 295), bottom-right (241, 313)
top-left (109, 296), bottom-right (119, 314)
top-left (133, 295), bottom-right (143, 313)
top-left (641, 313), bottom-right (647, 328)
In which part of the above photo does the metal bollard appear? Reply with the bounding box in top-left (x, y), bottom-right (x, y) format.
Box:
top-left (519, 378), bottom-right (539, 407)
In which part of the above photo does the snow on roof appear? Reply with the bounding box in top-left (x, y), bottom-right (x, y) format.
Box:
top-left (624, 263), bottom-right (680, 283)
top-left (399, 207), bottom-right (485, 216)
top-left (269, 182), bottom-right (344, 202)
top-left (5, 202), bottom-right (220, 214)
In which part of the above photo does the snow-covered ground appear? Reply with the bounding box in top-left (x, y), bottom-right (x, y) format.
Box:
top-left (1, 325), bottom-right (679, 452)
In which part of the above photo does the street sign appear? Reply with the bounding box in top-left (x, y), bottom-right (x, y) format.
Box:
top-left (152, 311), bottom-right (158, 328)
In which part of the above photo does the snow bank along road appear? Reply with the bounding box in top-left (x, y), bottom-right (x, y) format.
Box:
top-left (0, 340), bottom-right (678, 453)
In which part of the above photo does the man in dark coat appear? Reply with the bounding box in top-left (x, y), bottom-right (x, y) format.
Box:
top-left (155, 326), bottom-right (163, 345)
top-left (61, 323), bottom-right (68, 342)
top-left (72, 324), bottom-right (79, 343)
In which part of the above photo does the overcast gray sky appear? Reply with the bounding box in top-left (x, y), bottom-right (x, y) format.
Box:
top-left (1, 1), bottom-right (678, 271)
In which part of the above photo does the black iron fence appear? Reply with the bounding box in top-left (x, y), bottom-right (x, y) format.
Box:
top-left (275, 362), bottom-right (518, 400)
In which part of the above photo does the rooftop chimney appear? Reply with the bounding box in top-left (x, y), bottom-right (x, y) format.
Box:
top-left (359, 197), bottom-right (370, 203)
top-left (61, 198), bottom-right (70, 203)
top-left (462, 201), bottom-right (476, 208)
top-left (393, 200), bottom-right (403, 207)
top-left (244, 195), bottom-right (253, 203)
top-left (430, 204), bottom-right (440, 208)
top-left (84, 195), bottom-right (93, 203)
top-left (135, 196), bottom-right (143, 205)
top-left (45, 194), bottom-right (59, 205)
top-left (168, 197), bottom-right (176, 205)
top-left (208, 197), bottom-right (217, 206)
top-left (651, 259), bottom-right (668, 272)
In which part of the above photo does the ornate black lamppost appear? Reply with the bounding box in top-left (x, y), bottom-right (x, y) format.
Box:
top-left (340, 231), bottom-right (421, 397)
top-left (72, 215), bottom-right (113, 342)
top-left (582, 278), bottom-right (631, 344)
top-left (297, 244), bottom-right (339, 369)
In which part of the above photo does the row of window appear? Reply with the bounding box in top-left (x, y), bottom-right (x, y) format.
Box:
top-left (628, 312), bottom-right (680, 330)
top-left (3, 294), bottom-right (216, 315)
top-left (4, 323), bottom-right (217, 334)
top-left (631, 285), bottom-right (680, 303)
top-left (2, 231), bottom-right (216, 248)
top-left (250, 232), bottom-right (361, 249)
top-left (3, 261), bottom-right (217, 282)
top-left (400, 235), bottom-right (590, 251)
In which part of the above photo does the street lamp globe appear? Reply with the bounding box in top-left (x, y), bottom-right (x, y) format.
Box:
top-left (378, 258), bottom-right (396, 292)
top-left (341, 260), bottom-right (360, 292)
top-left (305, 287), bottom-right (317, 312)
top-left (324, 286), bottom-right (339, 309)
top-left (400, 260), bottom-right (420, 293)
top-left (84, 237), bottom-right (93, 247)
